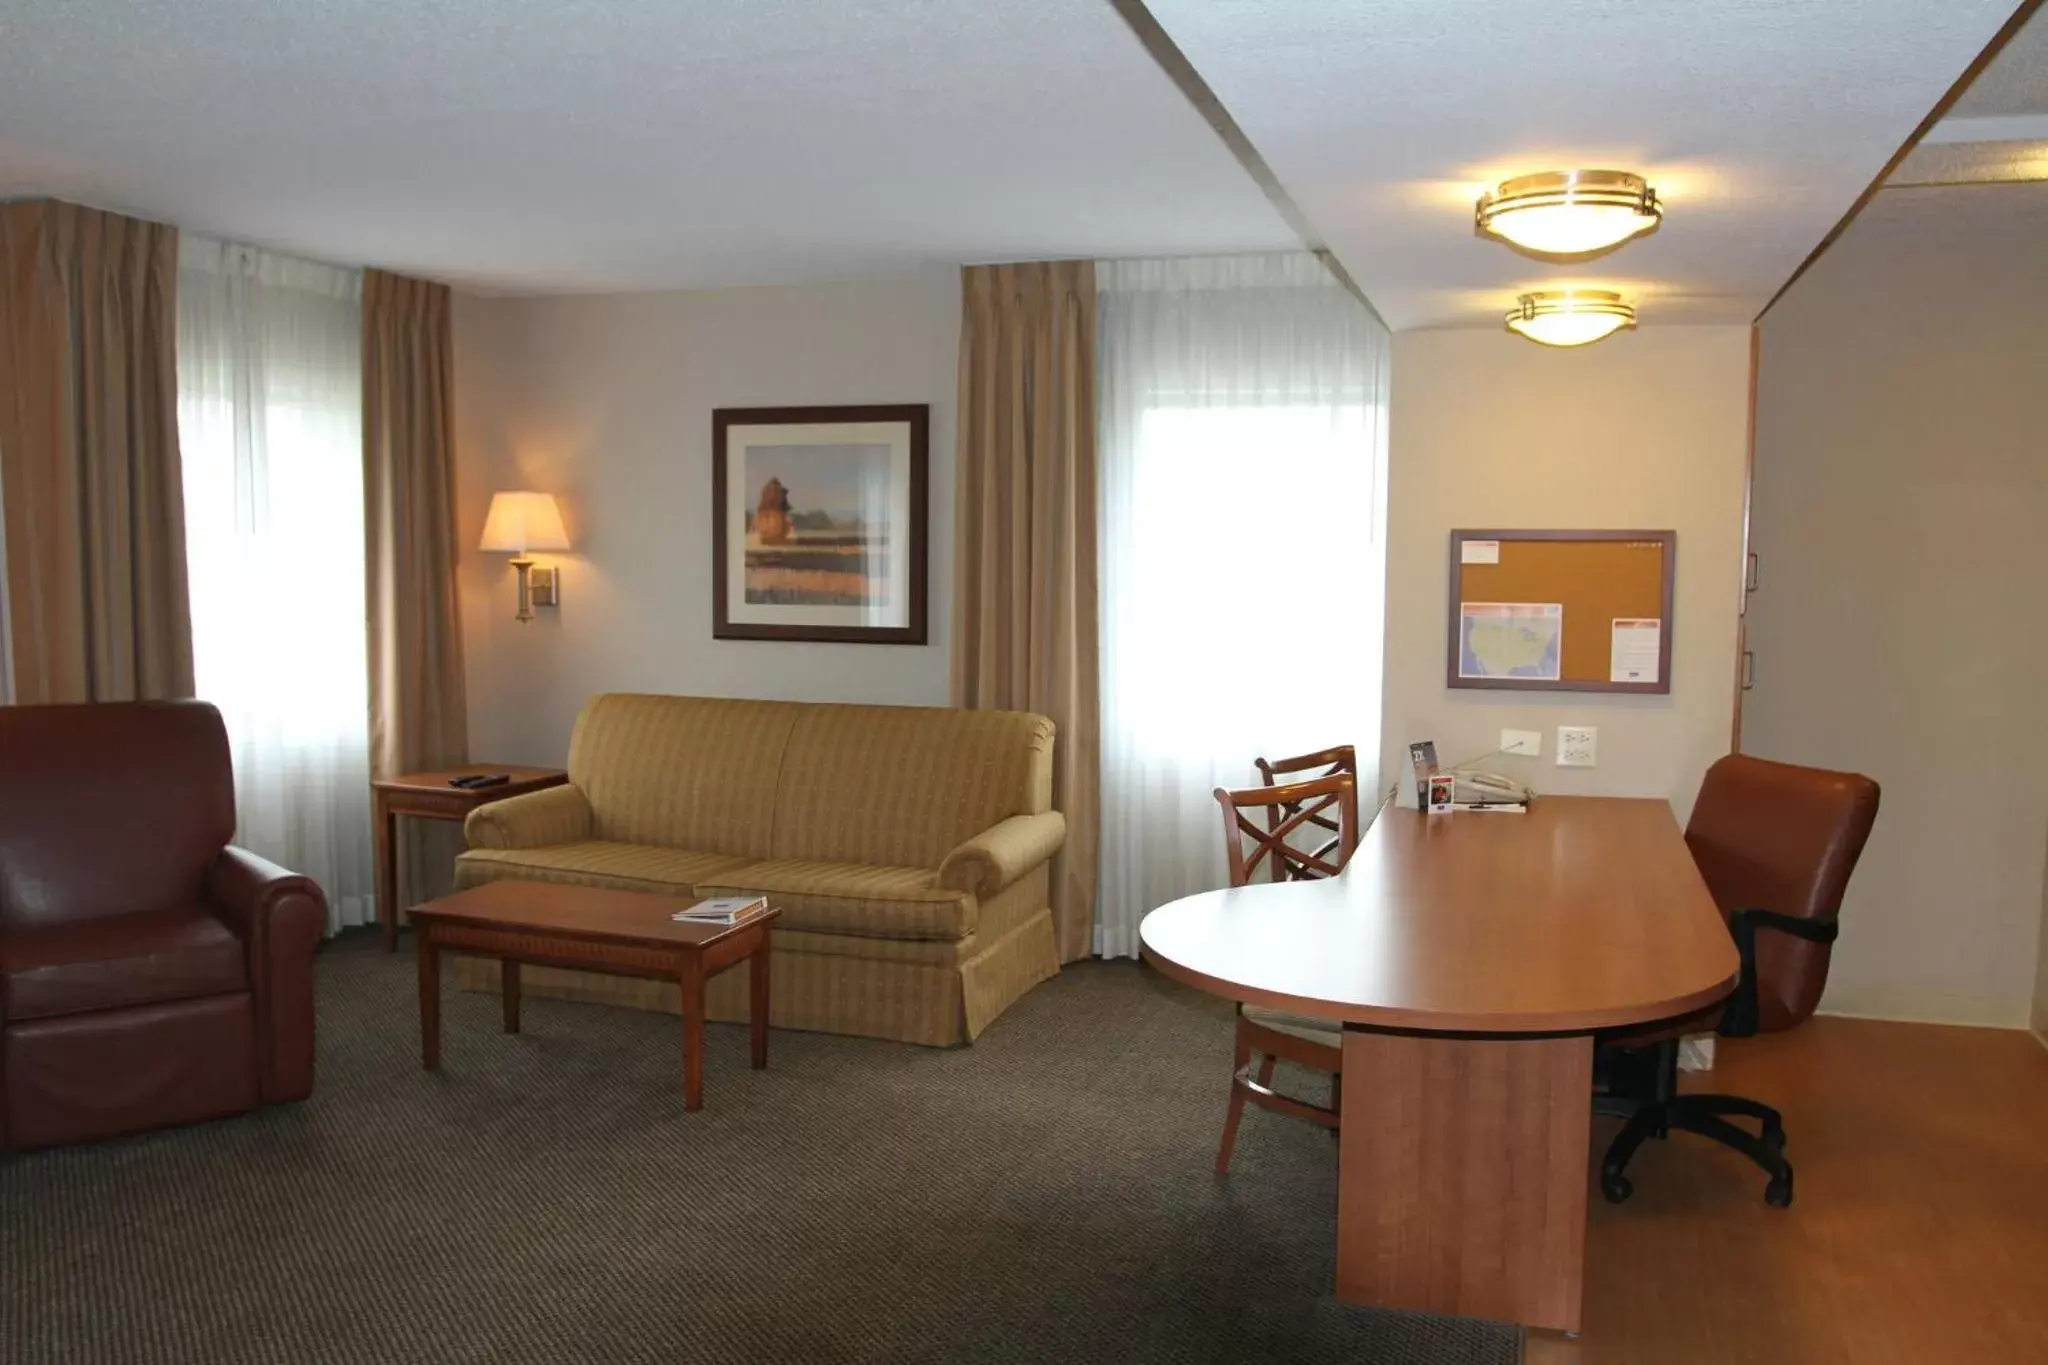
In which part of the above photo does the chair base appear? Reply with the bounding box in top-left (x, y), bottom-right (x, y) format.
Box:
top-left (1600, 1091), bottom-right (1794, 1208)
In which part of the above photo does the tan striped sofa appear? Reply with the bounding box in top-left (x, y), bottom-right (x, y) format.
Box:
top-left (449, 693), bottom-right (1065, 1046)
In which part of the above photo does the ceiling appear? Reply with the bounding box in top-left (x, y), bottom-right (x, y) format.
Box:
top-left (1145, 0), bottom-right (2019, 328)
top-left (1892, 5), bottom-right (2048, 188)
top-left (0, 0), bottom-right (1295, 292)
top-left (0, 0), bottom-right (2032, 322)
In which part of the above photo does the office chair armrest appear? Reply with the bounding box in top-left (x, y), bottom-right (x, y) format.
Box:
top-left (1719, 908), bottom-right (1839, 1038)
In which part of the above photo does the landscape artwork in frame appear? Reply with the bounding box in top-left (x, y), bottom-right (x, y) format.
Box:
top-left (711, 405), bottom-right (928, 643)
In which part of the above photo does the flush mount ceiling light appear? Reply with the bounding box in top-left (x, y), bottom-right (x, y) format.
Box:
top-left (1505, 291), bottom-right (1637, 347)
top-left (1476, 170), bottom-right (1661, 257)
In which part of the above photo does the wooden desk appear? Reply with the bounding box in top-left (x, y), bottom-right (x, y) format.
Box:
top-left (370, 766), bottom-right (568, 950)
top-left (1140, 796), bottom-right (1737, 1335)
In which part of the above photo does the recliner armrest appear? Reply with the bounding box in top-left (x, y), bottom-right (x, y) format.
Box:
top-left (465, 784), bottom-right (593, 850)
top-left (207, 845), bottom-right (326, 1103)
top-left (936, 811), bottom-right (1067, 898)
top-left (1719, 908), bottom-right (1839, 1039)
top-left (209, 845), bottom-right (326, 942)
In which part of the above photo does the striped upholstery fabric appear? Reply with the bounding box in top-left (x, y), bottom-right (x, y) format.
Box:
top-left (694, 861), bottom-right (976, 941)
top-left (449, 693), bottom-right (1066, 1045)
top-left (568, 694), bottom-right (800, 855)
top-left (768, 705), bottom-right (1055, 867)
top-left (455, 843), bottom-right (753, 898)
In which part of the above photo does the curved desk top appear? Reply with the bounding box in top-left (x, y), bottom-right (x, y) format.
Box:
top-left (1140, 796), bottom-right (1739, 1035)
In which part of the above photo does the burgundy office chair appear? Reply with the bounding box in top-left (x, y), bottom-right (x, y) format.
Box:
top-left (1598, 753), bottom-right (1880, 1208)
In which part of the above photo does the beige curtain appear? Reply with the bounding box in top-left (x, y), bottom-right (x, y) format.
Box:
top-left (952, 261), bottom-right (1101, 962)
top-left (0, 200), bottom-right (192, 703)
top-left (363, 269), bottom-right (469, 905)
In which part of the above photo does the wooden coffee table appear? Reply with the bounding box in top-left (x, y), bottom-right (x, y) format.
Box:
top-left (408, 880), bottom-right (778, 1111)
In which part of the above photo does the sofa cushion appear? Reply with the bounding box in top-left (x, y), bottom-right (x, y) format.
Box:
top-left (454, 842), bottom-right (756, 898)
top-left (1, 906), bottom-right (248, 1022)
top-left (568, 695), bottom-right (800, 858)
top-left (767, 704), bottom-right (1055, 868)
top-left (696, 860), bottom-right (977, 942)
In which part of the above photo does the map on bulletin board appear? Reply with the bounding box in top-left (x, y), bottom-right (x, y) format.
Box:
top-left (1447, 531), bottom-right (1675, 694)
top-left (1459, 602), bottom-right (1563, 681)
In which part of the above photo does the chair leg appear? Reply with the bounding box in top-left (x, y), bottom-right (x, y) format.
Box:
top-left (1256, 1054), bottom-right (1277, 1088)
top-left (1215, 1031), bottom-right (1255, 1177)
top-left (1600, 1104), bottom-right (1665, 1205)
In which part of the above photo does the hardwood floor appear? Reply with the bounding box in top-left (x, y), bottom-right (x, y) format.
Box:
top-left (1527, 1016), bottom-right (2048, 1364)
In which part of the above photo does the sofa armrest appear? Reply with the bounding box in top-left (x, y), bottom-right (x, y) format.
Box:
top-left (465, 784), bottom-right (594, 850)
top-left (936, 811), bottom-right (1068, 898)
top-left (208, 845), bottom-right (326, 1103)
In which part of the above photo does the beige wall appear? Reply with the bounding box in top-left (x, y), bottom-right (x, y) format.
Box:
top-left (451, 269), bottom-right (961, 763)
top-left (1381, 327), bottom-right (1752, 821)
top-left (1747, 185), bottom-right (2048, 1029)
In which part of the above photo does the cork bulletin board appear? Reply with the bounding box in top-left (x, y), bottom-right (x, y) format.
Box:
top-left (1447, 530), bottom-right (1676, 694)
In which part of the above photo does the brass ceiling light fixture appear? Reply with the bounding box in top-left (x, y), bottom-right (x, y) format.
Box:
top-left (1504, 291), bottom-right (1637, 347)
top-left (1476, 170), bottom-right (1662, 257)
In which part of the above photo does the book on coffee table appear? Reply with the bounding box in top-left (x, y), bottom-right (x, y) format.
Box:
top-left (672, 895), bottom-right (769, 926)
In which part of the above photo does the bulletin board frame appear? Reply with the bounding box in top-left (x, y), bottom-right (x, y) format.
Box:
top-left (1446, 529), bottom-right (1676, 695)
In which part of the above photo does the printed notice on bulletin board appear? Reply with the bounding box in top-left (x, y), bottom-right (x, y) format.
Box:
top-left (1610, 618), bottom-right (1662, 684)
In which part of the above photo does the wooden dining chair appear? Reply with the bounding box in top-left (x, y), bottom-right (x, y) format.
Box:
top-left (1210, 771), bottom-right (1360, 1175)
top-left (1254, 744), bottom-right (1357, 870)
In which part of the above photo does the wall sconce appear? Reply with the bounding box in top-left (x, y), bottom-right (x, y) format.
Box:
top-left (479, 491), bottom-right (571, 623)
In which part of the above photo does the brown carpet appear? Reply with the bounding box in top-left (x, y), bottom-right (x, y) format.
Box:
top-left (1, 935), bottom-right (1521, 1364)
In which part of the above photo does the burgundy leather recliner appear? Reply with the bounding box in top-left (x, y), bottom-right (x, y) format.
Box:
top-left (0, 700), bottom-right (326, 1150)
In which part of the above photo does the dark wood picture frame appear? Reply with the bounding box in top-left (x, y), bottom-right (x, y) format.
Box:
top-left (1446, 529), bottom-right (1677, 695)
top-left (711, 404), bottom-right (929, 644)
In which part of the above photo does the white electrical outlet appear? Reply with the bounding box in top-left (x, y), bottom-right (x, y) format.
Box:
top-left (1556, 725), bottom-right (1598, 768)
top-left (1500, 728), bottom-right (1541, 757)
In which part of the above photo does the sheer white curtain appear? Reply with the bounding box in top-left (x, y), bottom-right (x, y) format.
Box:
top-left (1095, 253), bottom-right (1390, 958)
top-left (178, 237), bottom-right (374, 933)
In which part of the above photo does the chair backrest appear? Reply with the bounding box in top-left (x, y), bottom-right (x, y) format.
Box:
top-left (1255, 744), bottom-right (1357, 864)
top-left (0, 701), bottom-right (236, 930)
top-left (1685, 753), bottom-right (1880, 1032)
top-left (1214, 773), bottom-right (1360, 887)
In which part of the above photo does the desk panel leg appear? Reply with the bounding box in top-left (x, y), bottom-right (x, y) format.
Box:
top-left (1336, 1030), bottom-right (1592, 1334)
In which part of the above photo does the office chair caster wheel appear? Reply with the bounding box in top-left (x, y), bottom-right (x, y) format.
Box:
top-left (1764, 1172), bottom-right (1794, 1208)
top-left (1600, 1171), bottom-right (1633, 1204)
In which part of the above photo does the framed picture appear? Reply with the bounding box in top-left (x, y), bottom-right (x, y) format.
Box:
top-left (711, 404), bottom-right (929, 644)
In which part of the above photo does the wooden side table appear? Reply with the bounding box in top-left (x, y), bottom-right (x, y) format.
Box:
top-left (371, 765), bottom-right (569, 950)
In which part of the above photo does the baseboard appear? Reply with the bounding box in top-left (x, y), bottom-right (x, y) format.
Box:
top-left (1816, 985), bottom-right (2033, 1030)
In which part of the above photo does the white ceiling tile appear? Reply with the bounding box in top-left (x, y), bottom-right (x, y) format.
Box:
top-left (0, 0), bottom-right (1297, 291)
top-left (1145, 0), bottom-right (2018, 328)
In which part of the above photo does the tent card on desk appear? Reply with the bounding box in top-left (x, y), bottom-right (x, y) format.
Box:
top-left (673, 896), bottom-right (768, 925)
top-left (1408, 740), bottom-right (1440, 808)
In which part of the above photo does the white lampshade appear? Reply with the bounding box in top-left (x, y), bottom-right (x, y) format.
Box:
top-left (479, 491), bottom-right (570, 555)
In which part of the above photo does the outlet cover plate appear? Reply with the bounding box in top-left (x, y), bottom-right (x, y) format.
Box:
top-left (1556, 725), bottom-right (1598, 768)
top-left (1500, 728), bottom-right (1541, 757)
